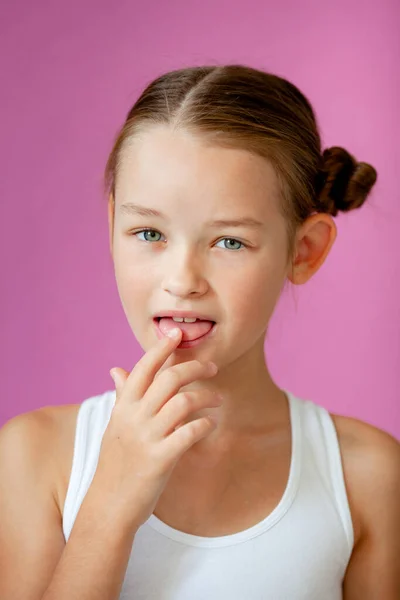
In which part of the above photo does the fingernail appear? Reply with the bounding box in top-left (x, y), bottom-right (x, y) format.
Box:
top-left (167, 328), bottom-right (181, 339)
top-left (110, 369), bottom-right (116, 384)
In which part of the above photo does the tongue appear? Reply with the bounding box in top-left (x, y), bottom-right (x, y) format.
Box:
top-left (158, 317), bottom-right (214, 342)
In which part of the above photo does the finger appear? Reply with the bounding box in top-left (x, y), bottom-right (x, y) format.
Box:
top-left (109, 367), bottom-right (130, 401)
top-left (161, 416), bottom-right (218, 462)
top-left (121, 328), bottom-right (183, 404)
top-left (143, 360), bottom-right (218, 417)
top-left (151, 389), bottom-right (222, 437)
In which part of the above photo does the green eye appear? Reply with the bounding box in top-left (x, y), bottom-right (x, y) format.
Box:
top-left (131, 229), bottom-right (246, 251)
top-left (133, 229), bottom-right (163, 242)
top-left (216, 238), bottom-right (244, 251)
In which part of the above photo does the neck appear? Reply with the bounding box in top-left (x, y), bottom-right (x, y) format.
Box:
top-left (179, 337), bottom-right (286, 438)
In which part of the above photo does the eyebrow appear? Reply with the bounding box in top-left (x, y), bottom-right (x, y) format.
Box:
top-left (119, 203), bottom-right (265, 229)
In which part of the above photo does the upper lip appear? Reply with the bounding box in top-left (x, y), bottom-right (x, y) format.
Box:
top-left (153, 310), bottom-right (216, 322)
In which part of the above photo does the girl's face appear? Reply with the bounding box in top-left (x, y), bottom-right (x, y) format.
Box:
top-left (109, 126), bottom-right (291, 371)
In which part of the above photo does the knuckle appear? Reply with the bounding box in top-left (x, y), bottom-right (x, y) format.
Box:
top-left (187, 360), bottom-right (202, 371)
top-left (179, 423), bottom-right (195, 443)
top-left (189, 419), bottom-right (205, 436)
top-left (164, 368), bottom-right (181, 388)
top-left (189, 420), bottom-right (200, 435)
top-left (176, 391), bottom-right (192, 409)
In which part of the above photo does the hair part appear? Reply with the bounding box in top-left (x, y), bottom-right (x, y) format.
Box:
top-left (104, 64), bottom-right (377, 265)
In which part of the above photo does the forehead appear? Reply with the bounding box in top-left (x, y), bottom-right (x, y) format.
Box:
top-left (115, 126), bottom-right (281, 216)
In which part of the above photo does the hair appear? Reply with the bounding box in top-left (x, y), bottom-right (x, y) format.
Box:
top-left (104, 64), bottom-right (377, 265)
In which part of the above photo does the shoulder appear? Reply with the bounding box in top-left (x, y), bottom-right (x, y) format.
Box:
top-left (330, 412), bottom-right (400, 547)
top-left (0, 403), bottom-right (81, 515)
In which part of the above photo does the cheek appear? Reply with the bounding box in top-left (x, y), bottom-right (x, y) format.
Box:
top-left (113, 258), bottom-right (154, 321)
top-left (114, 239), bottom-right (153, 284)
top-left (224, 258), bottom-right (286, 329)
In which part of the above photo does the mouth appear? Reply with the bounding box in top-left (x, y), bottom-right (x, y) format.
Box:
top-left (153, 317), bottom-right (217, 348)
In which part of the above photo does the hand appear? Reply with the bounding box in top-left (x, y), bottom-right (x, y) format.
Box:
top-left (93, 328), bottom-right (222, 531)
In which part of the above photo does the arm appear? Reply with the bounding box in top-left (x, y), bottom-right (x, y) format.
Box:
top-left (342, 423), bottom-right (400, 599)
top-left (42, 481), bottom-right (138, 600)
top-left (0, 410), bottom-right (138, 600)
top-left (0, 410), bottom-right (66, 599)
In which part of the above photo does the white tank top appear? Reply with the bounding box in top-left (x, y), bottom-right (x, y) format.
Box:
top-left (62, 389), bottom-right (354, 599)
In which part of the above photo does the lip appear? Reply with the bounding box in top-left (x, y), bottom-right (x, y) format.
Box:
top-left (153, 310), bottom-right (216, 321)
top-left (153, 318), bottom-right (217, 349)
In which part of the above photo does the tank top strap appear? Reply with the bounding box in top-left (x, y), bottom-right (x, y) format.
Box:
top-left (62, 390), bottom-right (115, 541)
top-left (295, 395), bottom-right (354, 555)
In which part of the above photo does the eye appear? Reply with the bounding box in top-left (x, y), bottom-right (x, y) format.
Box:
top-left (132, 228), bottom-right (163, 242)
top-left (130, 229), bottom-right (246, 251)
top-left (215, 238), bottom-right (245, 251)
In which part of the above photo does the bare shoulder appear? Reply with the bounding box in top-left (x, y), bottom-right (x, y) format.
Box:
top-left (0, 403), bottom-right (77, 465)
top-left (0, 403), bottom-right (81, 597)
top-left (330, 412), bottom-right (400, 545)
top-left (38, 402), bottom-right (82, 514)
top-left (0, 402), bottom-right (81, 514)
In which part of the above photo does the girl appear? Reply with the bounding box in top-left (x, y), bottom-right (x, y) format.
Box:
top-left (0, 64), bottom-right (399, 600)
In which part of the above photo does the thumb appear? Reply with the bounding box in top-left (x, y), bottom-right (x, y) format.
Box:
top-left (110, 367), bottom-right (129, 397)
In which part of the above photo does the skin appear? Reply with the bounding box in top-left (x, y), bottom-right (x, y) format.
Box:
top-left (108, 125), bottom-right (336, 445)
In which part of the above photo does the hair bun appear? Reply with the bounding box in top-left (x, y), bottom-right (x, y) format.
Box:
top-left (315, 146), bottom-right (377, 216)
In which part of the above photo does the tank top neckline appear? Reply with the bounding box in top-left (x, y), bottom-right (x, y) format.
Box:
top-left (144, 390), bottom-right (302, 548)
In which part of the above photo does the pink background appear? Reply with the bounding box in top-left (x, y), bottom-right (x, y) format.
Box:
top-left (1, 0), bottom-right (399, 439)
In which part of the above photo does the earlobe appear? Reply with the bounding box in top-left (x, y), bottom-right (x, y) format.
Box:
top-left (287, 214), bottom-right (337, 285)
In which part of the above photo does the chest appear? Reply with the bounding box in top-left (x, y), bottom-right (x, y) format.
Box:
top-left (152, 432), bottom-right (292, 537)
top-left (127, 492), bottom-right (349, 600)
top-left (55, 404), bottom-right (362, 546)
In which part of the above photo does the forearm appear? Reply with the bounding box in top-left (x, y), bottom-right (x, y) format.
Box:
top-left (42, 482), bottom-right (138, 600)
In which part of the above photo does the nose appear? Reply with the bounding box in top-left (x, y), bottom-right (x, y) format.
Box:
top-left (161, 248), bottom-right (209, 298)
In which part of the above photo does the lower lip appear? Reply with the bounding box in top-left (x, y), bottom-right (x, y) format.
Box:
top-left (153, 319), bottom-right (217, 349)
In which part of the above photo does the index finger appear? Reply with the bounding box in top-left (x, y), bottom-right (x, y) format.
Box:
top-left (123, 328), bottom-right (183, 402)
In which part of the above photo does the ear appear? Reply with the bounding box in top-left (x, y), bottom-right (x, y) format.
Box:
top-left (287, 213), bottom-right (337, 285)
top-left (108, 193), bottom-right (115, 257)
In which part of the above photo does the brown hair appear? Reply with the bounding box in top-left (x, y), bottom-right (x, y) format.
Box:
top-left (104, 64), bottom-right (377, 264)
